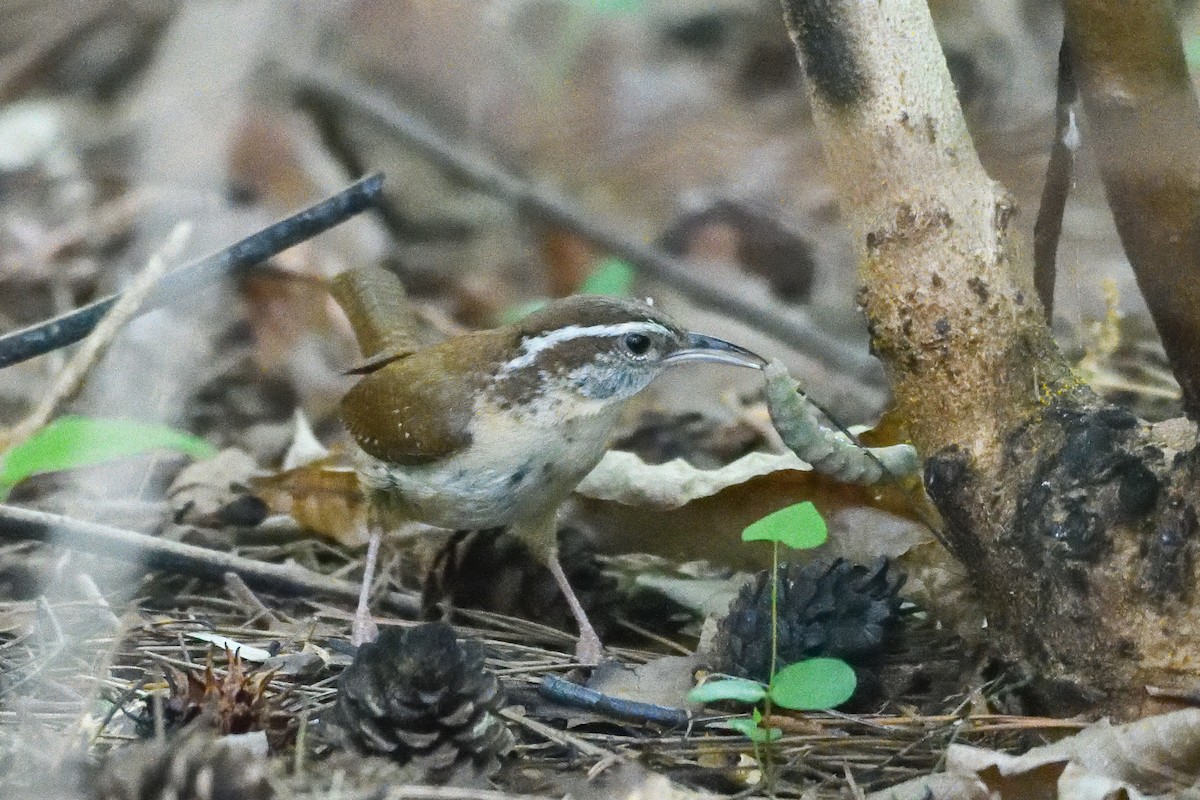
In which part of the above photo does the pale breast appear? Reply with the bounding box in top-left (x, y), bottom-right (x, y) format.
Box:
top-left (357, 395), bottom-right (621, 530)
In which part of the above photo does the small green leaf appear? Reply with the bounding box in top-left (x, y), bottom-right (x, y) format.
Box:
top-left (576, 0), bottom-right (643, 15)
top-left (769, 658), bottom-right (857, 710)
top-left (686, 677), bottom-right (767, 706)
top-left (500, 298), bottom-right (548, 324)
top-left (741, 501), bottom-right (827, 549)
top-left (1187, 35), bottom-right (1200, 71)
top-left (578, 257), bottom-right (635, 297)
top-left (0, 416), bottom-right (216, 498)
top-left (728, 716), bottom-right (782, 743)
top-left (501, 257), bottom-right (635, 323)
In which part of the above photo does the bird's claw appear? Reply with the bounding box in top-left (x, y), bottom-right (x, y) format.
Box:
top-left (574, 631), bottom-right (604, 666)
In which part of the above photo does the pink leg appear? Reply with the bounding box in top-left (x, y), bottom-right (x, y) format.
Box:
top-left (545, 547), bottom-right (604, 665)
top-left (351, 529), bottom-right (381, 646)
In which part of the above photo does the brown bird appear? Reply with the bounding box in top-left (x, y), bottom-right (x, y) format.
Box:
top-left (341, 294), bottom-right (764, 663)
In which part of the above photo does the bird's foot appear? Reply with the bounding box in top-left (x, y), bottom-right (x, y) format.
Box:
top-left (542, 542), bottom-right (606, 665)
top-left (351, 604), bottom-right (379, 647)
top-left (574, 629), bottom-right (604, 666)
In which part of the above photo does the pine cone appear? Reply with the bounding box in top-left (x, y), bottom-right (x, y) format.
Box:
top-left (422, 527), bottom-right (619, 636)
top-left (94, 724), bottom-right (272, 800)
top-left (713, 557), bottom-right (906, 686)
top-left (336, 622), bottom-right (512, 783)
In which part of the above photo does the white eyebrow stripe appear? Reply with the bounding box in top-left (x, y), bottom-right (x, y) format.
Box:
top-left (501, 321), bottom-right (672, 372)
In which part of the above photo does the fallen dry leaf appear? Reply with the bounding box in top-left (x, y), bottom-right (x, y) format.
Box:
top-left (1057, 762), bottom-right (1156, 800)
top-left (944, 709), bottom-right (1200, 798)
top-left (865, 772), bottom-right (991, 800)
top-left (168, 448), bottom-right (262, 527)
top-left (633, 571), bottom-right (751, 620)
top-left (586, 655), bottom-right (701, 713)
top-left (575, 434), bottom-right (978, 636)
top-left (575, 464), bottom-right (973, 629)
top-left (570, 764), bottom-right (722, 800)
top-left (249, 458), bottom-right (368, 547)
top-left (576, 449), bottom-right (811, 509)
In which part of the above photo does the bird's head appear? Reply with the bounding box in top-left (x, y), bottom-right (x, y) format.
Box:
top-left (491, 296), bottom-right (764, 412)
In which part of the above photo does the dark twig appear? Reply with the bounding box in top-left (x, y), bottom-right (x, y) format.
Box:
top-left (1033, 37), bottom-right (1079, 321)
top-left (538, 674), bottom-right (690, 728)
top-left (292, 67), bottom-right (881, 382)
top-left (0, 173), bottom-right (384, 369)
top-left (0, 503), bottom-right (421, 617)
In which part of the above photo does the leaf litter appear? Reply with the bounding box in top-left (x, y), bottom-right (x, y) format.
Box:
top-left (3, 2), bottom-right (1198, 798)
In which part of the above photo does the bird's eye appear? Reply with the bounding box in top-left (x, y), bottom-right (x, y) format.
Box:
top-left (623, 332), bottom-right (652, 356)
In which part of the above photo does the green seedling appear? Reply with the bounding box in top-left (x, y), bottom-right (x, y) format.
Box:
top-left (576, 0), bottom-right (643, 14)
top-left (728, 708), bottom-right (782, 744)
top-left (741, 500), bottom-right (829, 549)
top-left (0, 415), bottom-right (215, 499)
top-left (688, 502), bottom-right (856, 787)
top-left (501, 258), bottom-right (636, 324)
top-left (577, 257), bottom-right (635, 297)
top-left (1187, 34), bottom-right (1200, 71)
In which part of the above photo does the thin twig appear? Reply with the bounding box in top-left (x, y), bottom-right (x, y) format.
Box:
top-left (497, 706), bottom-right (616, 760)
top-left (292, 66), bottom-right (881, 382)
top-left (614, 617), bottom-right (693, 656)
top-left (73, 571), bottom-right (120, 630)
top-left (2, 223), bottom-right (191, 452)
top-left (223, 571), bottom-right (287, 628)
top-left (1033, 36), bottom-right (1079, 321)
top-left (0, 503), bottom-right (421, 618)
top-left (0, 173), bottom-right (384, 369)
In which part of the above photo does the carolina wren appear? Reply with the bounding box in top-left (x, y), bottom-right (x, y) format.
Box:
top-left (340, 293), bottom-right (764, 663)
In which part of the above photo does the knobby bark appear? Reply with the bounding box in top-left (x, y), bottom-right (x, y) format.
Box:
top-left (779, 0), bottom-right (1066, 464)
top-left (779, 0), bottom-right (1200, 717)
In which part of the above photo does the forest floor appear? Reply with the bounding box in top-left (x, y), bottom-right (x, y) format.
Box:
top-left (0, 2), bottom-right (1192, 798)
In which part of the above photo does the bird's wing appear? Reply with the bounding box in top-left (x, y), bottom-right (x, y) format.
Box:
top-left (340, 332), bottom-right (512, 466)
top-left (343, 348), bottom-right (417, 375)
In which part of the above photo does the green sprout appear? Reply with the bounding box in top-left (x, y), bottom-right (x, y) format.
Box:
top-left (501, 257), bottom-right (636, 324)
top-left (0, 416), bottom-right (215, 500)
top-left (687, 502), bottom-right (857, 762)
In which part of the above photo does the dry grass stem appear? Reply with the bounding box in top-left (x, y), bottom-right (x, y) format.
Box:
top-left (1, 222), bottom-right (192, 452)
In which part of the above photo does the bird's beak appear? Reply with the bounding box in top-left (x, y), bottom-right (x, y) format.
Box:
top-left (664, 332), bottom-right (766, 370)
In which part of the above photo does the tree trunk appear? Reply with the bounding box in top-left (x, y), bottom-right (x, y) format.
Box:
top-left (778, 0), bottom-right (1200, 717)
top-left (1064, 0), bottom-right (1200, 416)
